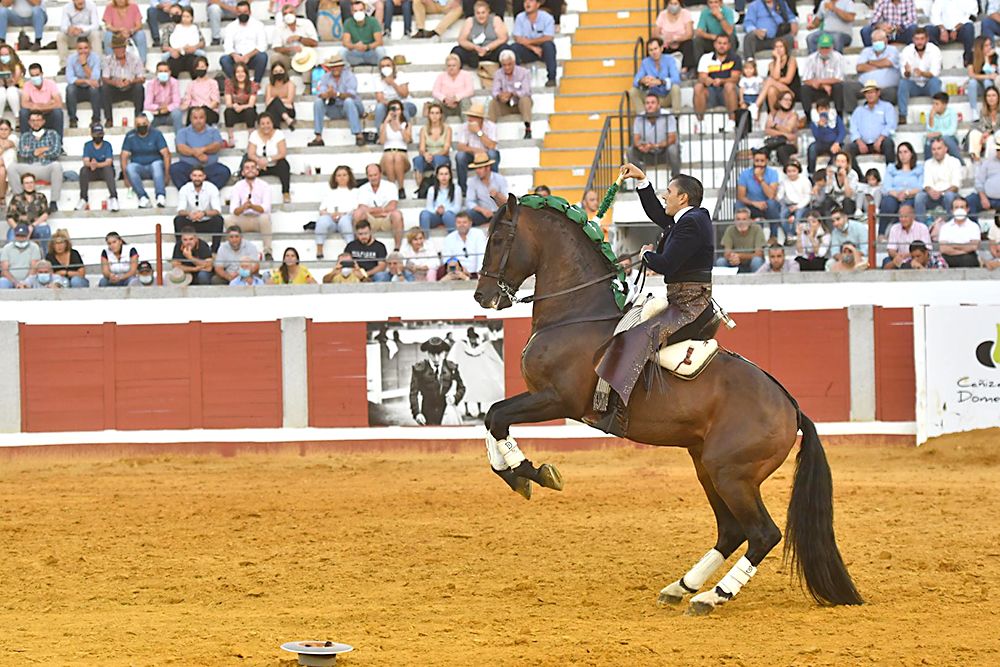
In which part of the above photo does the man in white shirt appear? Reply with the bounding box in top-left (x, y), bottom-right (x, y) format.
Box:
top-left (917, 138), bottom-right (962, 220)
top-left (926, 0), bottom-right (977, 66)
top-left (57, 0), bottom-right (101, 61)
top-left (897, 28), bottom-right (943, 122)
top-left (174, 166), bottom-right (225, 252)
top-left (441, 211), bottom-right (487, 275)
top-left (356, 163), bottom-right (404, 251)
top-left (937, 198), bottom-right (983, 267)
top-left (271, 4), bottom-right (319, 74)
top-left (221, 1), bottom-right (268, 83)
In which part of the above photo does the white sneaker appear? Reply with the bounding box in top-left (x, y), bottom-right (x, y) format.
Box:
top-left (156, 194), bottom-right (166, 208)
top-left (108, 197), bottom-right (120, 212)
top-left (138, 196), bottom-right (151, 209)
top-left (75, 199), bottom-right (88, 211)
top-left (748, 103), bottom-right (759, 121)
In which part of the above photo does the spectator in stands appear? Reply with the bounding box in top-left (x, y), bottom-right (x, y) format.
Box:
top-left (716, 208), bottom-right (765, 272)
top-left (413, 0), bottom-right (463, 40)
top-left (379, 100), bottom-right (412, 201)
top-left (900, 240), bottom-right (948, 269)
top-left (9, 113), bottom-right (62, 215)
top-left (777, 161), bottom-right (811, 236)
top-left (122, 112), bottom-right (171, 209)
top-left (847, 80), bottom-right (896, 162)
top-left (343, 0), bottom-right (386, 66)
top-left (488, 50), bottom-right (534, 140)
top-left (983, 218), bottom-right (1000, 269)
top-left (862, 0), bottom-right (916, 47)
top-left (694, 33), bottom-right (740, 123)
top-left (248, 115), bottom-right (291, 205)
top-left (131, 259), bottom-right (154, 286)
top-left (271, 4), bottom-right (319, 73)
top-left (382, 251), bottom-right (414, 282)
top-left (694, 0), bottom-right (736, 64)
top-left (323, 252), bottom-right (369, 283)
top-left (883, 204), bottom-right (931, 268)
top-left (175, 165), bottom-right (224, 251)
top-left (24, 259), bottom-right (63, 289)
top-left (918, 138), bottom-right (962, 220)
top-left (972, 145), bottom-right (1000, 218)
top-left (632, 37), bottom-right (682, 115)
top-left (738, 59), bottom-right (763, 123)
top-left (969, 87), bottom-right (1000, 162)
top-left (761, 90), bottom-right (798, 167)
top-left (222, 1), bottom-right (268, 82)
top-left (58, 0), bottom-right (102, 62)
top-left (757, 37), bottom-right (799, 115)
top-left (77, 123), bottom-right (118, 212)
top-left (879, 142), bottom-right (922, 233)
top-left (827, 241), bottom-right (867, 272)
top-left (171, 226), bottom-right (214, 285)
top-left (511, 0), bottom-right (557, 88)
top-left (806, 97), bottom-right (845, 173)
top-left (374, 56), bottom-right (416, 128)
top-left (345, 219), bottom-right (389, 280)
top-left (799, 34), bottom-right (846, 116)
top-left (433, 53), bottom-right (475, 118)
top-left (465, 152), bottom-right (508, 225)
top-left (968, 37), bottom-right (1000, 123)
top-left (452, 1), bottom-right (509, 69)
top-left (310, 55), bottom-right (365, 148)
top-left (652, 0), bottom-right (695, 78)
top-left (401, 226), bottom-right (440, 281)
top-left (421, 163), bottom-right (462, 231)
top-left (0, 223), bottom-right (40, 288)
top-left (937, 198), bottom-right (982, 268)
top-left (856, 168), bottom-right (882, 216)
top-left (442, 211), bottom-right (486, 275)
top-left (98, 231), bottom-right (138, 287)
top-left (440, 256), bottom-right (472, 280)
top-left (987, 0), bottom-right (1000, 44)
top-left (182, 57), bottom-right (222, 126)
top-left (847, 32), bottom-right (899, 113)
top-left (356, 162), bottom-right (404, 251)
top-left (6, 172), bottom-right (50, 251)
top-left (756, 241), bottom-right (799, 273)
top-left (415, 102), bottom-right (452, 197)
top-left (172, 107), bottom-right (231, 191)
top-left (19, 64), bottom-right (63, 138)
top-left (0, 120), bottom-right (11, 202)
top-left (163, 6), bottom-right (204, 78)
top-left (454, 103), bottom-right (499, 192)
top-left (0, 44), bottom-right (23, 122)
top-left (737, 149), bottom-right (780, 231)
top-left (628, 93), bottom-right (680, 177)
top-left (533, 185), bottom-right (551, 196)
top-left (208, 0), bottom-right (239, 46)
top-left (271, 247), bottom-right (316, 284)
top-left (102, 0), bottom-right (148, 63)
top-left (214, 224), bottom-right (260, 284)
top-left (101, 35), bottom-right (146, 127)
top-left (742, 0), bottom-right (796, 61)
top-left (0, 0), bottom-right (47, 51)
top-left (223, 63), bottom-right (259, 146)
top-left (145, 62), bottom-right (184, 135)
top-left (229, 160), bottom-right (273, 260)
top-left (264, 63), bottom-right (296, 130)
top-left (824, 151), bottom-right (859, 216)
top-left (46, 229), bottom-right (89, 288)
top-left (805, 3), bottom-right (854, 54)
top-left (315, 165), bottom-right (359, 256)
top-left (147, 0), bottom-right (186, 48)
top-left (229, 256), bottom-right (264, 286)
top-left (926, 0), bottom-right (976, 66)
top-left (897, 28), bottom-right (942, 126)
top-left (924, 92), bottom-right (961, 161)
top-left (794, 210), bottom-right (830, 270)
top-left (828, 206), bottom-right (868, 260)
top-left (66, 38), bottom-right (103, 130)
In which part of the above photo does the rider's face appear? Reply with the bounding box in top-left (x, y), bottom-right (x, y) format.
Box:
top-left (663, 182), bottom-right (687, 216)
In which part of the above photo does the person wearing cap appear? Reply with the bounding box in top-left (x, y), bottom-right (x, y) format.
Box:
top-left (465, 152), bottom-right (508, 226)
top-left (101, 34), bottom-right (146, 126)
top-left (121, 112), bottom-right (171, 208)
top-left (453, 103), bottom-right (498, 191)
top-left (99, 231), bottom-right (139, 286)
top-left (172, 106), bottom-right (232, 191)
top-left (800, 35), bottom-right (846, 117)
top-left (170, 225), bottom-right (214, 285)
top-left (221, 1), bottom-right (269, 83)
top-left (131, 260), bottom-right (156, 286)
top-left (19, 64), bottom-right (64, 139)
top-left (431, 53), bottom-right (475, 118)
top-left (846, 29), bottom-right (899, 114)
top-left (144, 62), bottom-right (184, 135)
top-left (65, 37), bottom-right (103, 130)
top-left (163, 6), bottom-right (205, 79)
top-left (175, 166), bottom-right (225, 252)
top-left (309, 55), bottom-right (365, 148)
top-left (897, 28), bottom-right (942, 125)
top-left (488, 50), bottom-right (534, 140)
top-left (271, 4), bottom-right (319, 74)
top-left (77, 123), bottom-right (119, 212)
top-left (511, 0), bottom-right (557, 87)
top-left (147, 0), bottom-right (191, 49)
top-left (409, 336), bottom-right (466, 426)
top-left (57, 0), bottom-right (102, 63)
top-left (342, 0), bottom-right (386, 67)
top-left (862, 0), bottom-right (916, 48)
top-left (805, 0), bottom-right (855, 54)
top-left (441, 211), bottom-right (487, 275)
top-left (8, 113), bottom-right (62, 216)
top-left (847, 80), bottom-right (897, 162)
top-left (0, 0), bottom-right (47, 51)
top-left (0, 223), bottom-right (42, 289)
top-left (452, 1), bottom-right (509, 70)
top-left (742, 0), bottom-right (797, 60)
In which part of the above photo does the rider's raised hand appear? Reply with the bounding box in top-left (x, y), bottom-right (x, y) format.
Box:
top-left (620, 163), bottom-right (646, 182)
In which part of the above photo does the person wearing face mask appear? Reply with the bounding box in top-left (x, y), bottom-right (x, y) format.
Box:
top-left (164, 6), bottom-right (206, 79)
top-left (77, 123), bottom-right (119, 212)
top-left (897, 28), bottom-right (943, 126)
top-left (131, 260), bottom-right (156, 286)
top-left (18, 64), bottom-right (64, 139)
top-left (826, 241), bottom-right (868, 272)
top-left (181, 56), bottom-right (222, 126)
top-left (374, 57), bottom-right (417, 128)
top-left (221, 0), bottom-right (269, 83)
top-left (0, 224), bottom-right (42, 289)
top-left (228, 256), bottom-right (264, 286)
top-left (148, 0), bottom-right (191, 48)
top-left (8, 112), bottom-right (63, 215)
top-left (25, 259), bottom-right (64, 289)
top-left (322, 252), bottom-right (369, 283)
top-left (937, 199), bottom-right (983, 268)
top-left (343, 0), bottom-right (387, 67)
top-left (862, 0), bottom-right (916, 48)
top-left (121, 112), bottom-right (172, 208)
top-left (652, 0), bottom-right (696, 77)
top-left (145, 63), bottom-right (184, 135)
top-left (271, 4), bottom-right (319, 74)
top-left (845, 29), bottom-right (899, 114)
top-left (65, 37), bottom-right (103, 130)
top-left (101, 35), bottom-right (147, 126)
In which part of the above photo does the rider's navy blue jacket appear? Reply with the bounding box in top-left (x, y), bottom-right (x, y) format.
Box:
top-left (637, 182), bottom-right (714, 284)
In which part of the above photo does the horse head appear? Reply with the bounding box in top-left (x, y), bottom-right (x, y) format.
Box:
top-left (475, 193), bottom-right (540, 310)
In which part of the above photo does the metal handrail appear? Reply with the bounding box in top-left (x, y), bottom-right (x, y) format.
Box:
top-left (711, 112), bottom-right (751, 223)
top-left (631, 36), bottom-right (646, 87)
top-left (646, 0), bottom-right (665, 40)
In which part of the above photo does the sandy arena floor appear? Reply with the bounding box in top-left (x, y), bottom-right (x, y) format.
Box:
top-left (1, 430), bottom-right (999, 666)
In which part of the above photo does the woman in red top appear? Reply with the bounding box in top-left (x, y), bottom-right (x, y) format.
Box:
top-left (102, 0), bottom-right (149, 63)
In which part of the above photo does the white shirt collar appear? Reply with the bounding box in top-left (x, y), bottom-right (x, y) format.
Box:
top-left (673, 205), bottom-right (694, 222)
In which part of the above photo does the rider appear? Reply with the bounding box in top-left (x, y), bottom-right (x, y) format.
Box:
top-left (594, 164), bottom-right (715, 433)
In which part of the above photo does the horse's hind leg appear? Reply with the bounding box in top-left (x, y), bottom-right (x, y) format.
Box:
top-left (658, 447), bottom-right (747, 605)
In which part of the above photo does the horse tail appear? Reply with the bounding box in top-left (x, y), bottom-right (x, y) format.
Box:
top-left (783, 413), bottom-right (864, 606)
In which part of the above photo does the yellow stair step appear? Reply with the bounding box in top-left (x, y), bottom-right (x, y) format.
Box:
top-left (559, 73), bottom-right (635, 94)
top-left (570, 42), bottom-right (637, 59)
top-left (539, 149), bottom-right (597, 167)
top-left (541, 130), bottom-right (605, 148)
top-left (563, 58), bottom-right (635, 76)
top-left (582, 0), bottom-right (647, 12)
top-left (549, 112), bottom-right (615, 132)
top-left (555, 93), bottom-right (625, 113)
top-left (534, 167), bottom-right (590, 189)
top-left (578, 9), bottom-right (649, 27)
top-left (574, 26), bottom-right (648, 43)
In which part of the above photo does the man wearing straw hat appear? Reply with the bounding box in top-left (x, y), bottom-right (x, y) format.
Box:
top-left (310, 54), bottom-right (366, 147)
top-left (465, 152), bottom-right (508, 226)
top-left (272, 4), bottom-right (319, 74)
top-left (454, 102), bottom-right (499, 191)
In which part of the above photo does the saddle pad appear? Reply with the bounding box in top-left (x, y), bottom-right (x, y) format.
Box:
top-left (657, 339), bottom-right (719, 379)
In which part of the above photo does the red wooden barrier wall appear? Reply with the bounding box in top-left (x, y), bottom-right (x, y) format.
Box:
top-left (307, 321), bottom-right (368, 427)
top-left (873, 307), bottom-right (916, 421)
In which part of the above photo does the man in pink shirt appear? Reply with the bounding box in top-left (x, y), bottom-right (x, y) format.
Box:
top-left (229, 160), bottom-right (273, 260)
top-left (145, 61), bottom-right (184, 134)
top-left (19, 63), bottom-right (63, 138)
top-left (432, 53), bottom-right (474, 118)
top-left (882, 204), bottom-right (932, 268)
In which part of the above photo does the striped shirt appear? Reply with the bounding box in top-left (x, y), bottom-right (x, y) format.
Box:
top-left (869, 0), bottom-right (916, 30)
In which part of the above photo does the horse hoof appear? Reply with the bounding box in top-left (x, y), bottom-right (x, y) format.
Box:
top-left (512, 476), bottom-right (532, 500)
top-left (657, 590), bottom-right (684, 606)
top-left (537, 463), bottom-right (564, 491)
top-left (686, 600), bottom-right (715, 616)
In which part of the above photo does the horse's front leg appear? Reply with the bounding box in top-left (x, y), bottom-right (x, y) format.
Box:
top-left (484, 390), bottom-right (567, 499)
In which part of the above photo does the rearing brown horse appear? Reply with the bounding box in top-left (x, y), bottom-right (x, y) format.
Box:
top-left (473, 193), bottom-right (862, 615)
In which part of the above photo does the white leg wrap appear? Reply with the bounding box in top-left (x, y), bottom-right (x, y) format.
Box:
top-left (715, 556), bottom-right (757, 599)
top-left (495, 436), bottom-right (526, 469)
top-left (485, 431), bottom-right (508, 471)
top-left (683, 549), bottom-right (726, 591)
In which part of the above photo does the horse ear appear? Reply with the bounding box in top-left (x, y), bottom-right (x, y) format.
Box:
top-left (505, 193), bottom-right (519, 220)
